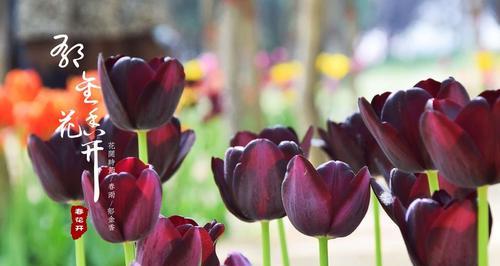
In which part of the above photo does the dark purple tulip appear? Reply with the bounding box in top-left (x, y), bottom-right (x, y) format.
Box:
top-left (27, 130), bottom-right (91, 202)
top-left (391, 191), bottom-right (479, 266)
top-left (223, 252), bottom-right (252, 266)
top-left (82, 157), bottom-right (162, 242)
top-left (420, 89), bottom-right (500, 187)
top-left (212, 138), bottom-right (302, 222)
top-left (358, 77), bottom-right (470, 172)
top-left (371, 169), bottom-right (474, 222)
top-left (318, 113), bottom-right (393, 180)
top-left (97, 116), bottom-right (195, 182)
top-left (98, 54), bottom-right (185, 131)
top-left (229, 125), bottom-right (313, 157)
top-left (134, 215), bottom-right (224, 266)
top-left (282, 155), bottom-right (371, 238)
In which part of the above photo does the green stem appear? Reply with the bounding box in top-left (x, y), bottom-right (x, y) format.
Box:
top-left (372, 191), bottom-right (382, 266)
top-left (137, 130), bottom-right (149, 163)
top-left (478, 186), bottom-right (489, 266)
top-left (123, 241), bottom-right (135, 266)
top-left (70, 201), bottom-right (86, 266)
top-left (74, 231), bottom-right (86, 266)
top-left (277, 219), bottom-right (290, 266)
top-left (261, 221), bottom-right (271, 266)
top-left (425, 170), bottom-right (439, 194)
top-left (318, 236), bottom-right (328, 266)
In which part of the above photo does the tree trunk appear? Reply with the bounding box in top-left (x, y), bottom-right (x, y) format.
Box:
top-left (295, 0), bottom-right (326, 165)
top-left (218, 0), bottom-right (263, 133)
top-left (0, 0), bottom-right (11, 81)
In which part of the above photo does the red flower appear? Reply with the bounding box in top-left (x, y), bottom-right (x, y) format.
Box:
top-left (358, 78), bottom-right (470, 172)
top-left (134, 215), bottom-right (224, 266)
top-left (318, 113), bottom-right (393, 180)
top-left (27, 131), bottom-right (91, 202)
top-left (212, 138), bottom-right (297, 222)
top-left (282, 155), bottom-right (371, 238)
top-left (82, 157), bottom-right (162, 242)
top-left (98, 54), bottom-right (185, 131)
top-left (420, 89), bottom-right (499, 187)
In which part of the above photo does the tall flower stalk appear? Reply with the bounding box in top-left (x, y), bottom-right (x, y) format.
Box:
top-left (478, 186), bottom-right (489, 266)
top-left (261, 221), bottom-right (271, 266)
top-left (277, 219), bottom-right (290, 266)
top-left (318, 237), bottom-right (328, 266)
top-left (123, 242), bottom-right (135, 266)
top-left (371, 192), bottom-right (382, 266)
top-left (426, 170), bottom-right (439, 194)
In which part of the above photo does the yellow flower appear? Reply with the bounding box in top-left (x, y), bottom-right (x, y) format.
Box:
top-left (316, 53), bottom-right (351, 79)
top-left (270, 61), bottom-right (303, 86)
top-left (475, 51), bottom-right (494, 72)
top-left (184, 59), bottom-right (204, 82)
top-left (176, 87), bottom-right (199, 113)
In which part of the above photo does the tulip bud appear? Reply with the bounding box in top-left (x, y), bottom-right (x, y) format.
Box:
top-left (98, 54), bottom-right (185, 131)
top-left (82, 157), bottom-right (162, 242)
top-left (282, 155), bottom-right (371, 238)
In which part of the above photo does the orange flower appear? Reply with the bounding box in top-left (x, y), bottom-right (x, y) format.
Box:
top-left (4, 69), bottom-right (42, 102)
top-left (0, 88), bottom-right (14, 128)
top-left (14, 86), bottom-right (83, 142)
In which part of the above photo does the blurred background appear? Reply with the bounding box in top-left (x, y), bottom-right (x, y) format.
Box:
top-left (1, 0), bottom-right (500, 265)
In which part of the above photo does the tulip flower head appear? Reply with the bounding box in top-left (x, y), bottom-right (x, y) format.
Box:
top-left (97, 116), bottom-right (195, 183)
top-left (82, 157), bottom-right (162, 243)
top-left (391, 191), bottom-right (479, 266)
top-left (282, 155), bottom-right (371, 238)
top-left (223, 252), bottom-right (252, 266)
top-left (358, 77), bottom-right (470, 172)
top-left (134, 215), bottom-right (224, 266)
top-left (371, 169), bottom-right (474, 222)
top-left (98, 54), bottom-right (185, 131)
top-left (318, 113), bottom-right (393, 180)
top-left (27, 130), bottom-right (92, 203)
top-left (212, 139), bottom-right (296, 222)
top-left (229, 125), bottom-right (313, 157)
top-left (420, 89), bottom-right (500, 187)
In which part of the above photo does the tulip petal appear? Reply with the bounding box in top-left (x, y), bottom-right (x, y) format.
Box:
top-left (123, 168), bottom-right (162, 241)
top-left (229, 131), bottom-right (258, 147)
top-left (278, 141), bottom-right (303, 161)
top-left (455, 98), bottom-right (496, 179)
top-left (163, 227), bottom-right (203, 266)
top-left (282, 155), bottom-right (333, 236)
top-left (136, 217), bottom-right (182, 266)
top-left (438, 77), bottom-right (470, 106)
top-left (115, 157), bottom-right (149, 178)
top-left (420, 111), bottom-right (485, 187)
top-left (371, 178), bottom-right (397, 221)
top-left (404, 198), bottom-right (442, 265)
top-left (212, 157), bottom-right (251, 222)
top-left (135, 59), bottom-right (185, 130)
top-left (328, 166), bottom-right (371, 238)
top-left (232, 139), bottom-right (287, 220)
top-left (163, 129), bottom-right (195, 181)
top-left (28, 134), bottom-right (79, 202)
top-left (322, 119), bottom-right (364, 171)
top-left (371, 92), bottom-right (391, 116)
top-left (414, 78), bottom-right (441, 97)
top-left (425, 198), bottom-right (477, 266)
top-left (259, 126), bottom-right (300, 145)
top-left (300, 126), bottom-right (314, 157)
top-left (224, 252), bottom-right (252, 266)
top-left (98, 54), bottom-right (134, 130)
top-left (381, 89), bottom-right (433, 169)
top-left (82, 170), bottom-right (124, 242)
top-left (359, 97), bottom-right (424, 171)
